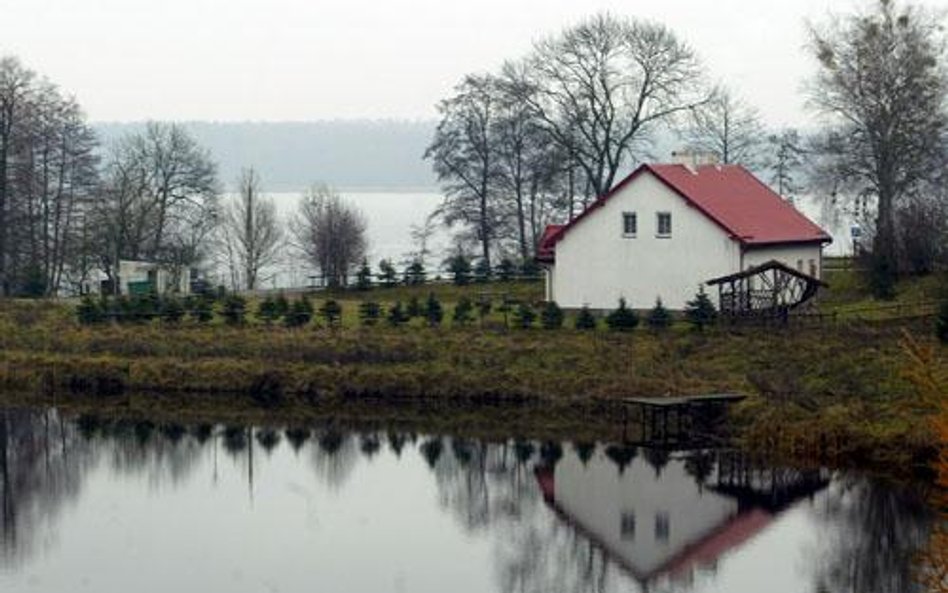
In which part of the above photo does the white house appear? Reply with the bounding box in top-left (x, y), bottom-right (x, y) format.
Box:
top-left (537, 156), bottom-right (832, 310)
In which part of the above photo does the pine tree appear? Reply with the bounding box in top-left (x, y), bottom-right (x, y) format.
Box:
top-left (221, 294), bottom-right (247, 325)
top-left (575, 305), bottom-right (597, 330)
top-left (685, 287), bottom-right (717, 332)
top-left (445, 254), bottom-right (472, 286)
top-left (274, 292), bottom-right (290, 318)
top-left (513, 303), bottom-right (537, 329)
top-left (497, 258), bottom-right (516, 282)
top-left (378, 259), bottom-right (398, 288)
top-left (257, 295), bottom-right (279, 325)
top-left (937, 299), bottom-right (948, 344)
top-left (359, 301), bottom-right (383, 326)
top-left (190, 295), bottom-right (214, 324)
top-left (403, 260), bottom-right (426, 286)
top-left (320, 299), bottom-right (343, 328)
top-left (540, 301), bottom-right (564, 330)
top-left (160, 295), bottom-right (185, 324)
top-left (285, 296), bottom-right (314, 328)
top-left (406, 295), bottom-right (423, 319)
top-left (453, 297), bottom-right (474, 326)
top-left (76, 295), bottom-right (105, 325)
top-left (424, 293), bottom-right (444, 327)
top-left (355, 259), bottom-right (373, 291)
top-left (606, 298), bottom-right (639, 332)
top-left (387, 300), bottom-right (409, 326)
top-left (473, 258), bottom-right (491, 283)
top-left (646, 298), bottom-right (672, 332)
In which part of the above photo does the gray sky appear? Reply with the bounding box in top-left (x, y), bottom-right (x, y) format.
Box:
top-left (3, 0), bottom-right (947, 126)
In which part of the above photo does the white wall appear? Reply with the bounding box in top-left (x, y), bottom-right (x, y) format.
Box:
top-left (551, 172), bottom-right (740, 310)
top-left (742, 243), bottom-right (824, 279)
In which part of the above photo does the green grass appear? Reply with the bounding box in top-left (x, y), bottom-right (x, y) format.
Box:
top-left (12, 270), bottom-right (948, 475)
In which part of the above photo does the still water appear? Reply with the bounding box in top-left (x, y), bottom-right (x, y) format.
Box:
top-left (0, 408), bottom-right (933, 593)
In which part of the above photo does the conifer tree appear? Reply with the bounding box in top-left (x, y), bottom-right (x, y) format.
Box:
top-left (685, 287), bottom-right (717, 331)
top-left (378, 259), bottom-right (398, 287)
top-left (257, 295), bottom-right (279, 325)
top-left (424, 293), bottom-right (444, 327)
top-left (605, 298), bottom-right (639, 332)
top-left (387, 300), bottom-right (409, 326)
top-left (575, 305), bottom-right (597, 330)
top-left (540, 301), bottom-right (564, 330)
top-left (646, 298), bottom-right (672, 332)
top-left (359, 301), bottom-right (383, 326)
top-left (513, 303), bottom-right (537, 328)
top-left (355, 259), bottom-right (373, 291)
top-left (320, 299), bottom-right (343, 328)
top-left (453, 297), bottom-right (474, 326)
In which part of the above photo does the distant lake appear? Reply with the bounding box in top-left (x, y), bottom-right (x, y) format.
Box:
top-left (0, 407), bottom-right (932, 593)
top-left (227, 190), bottom-right (450, 288)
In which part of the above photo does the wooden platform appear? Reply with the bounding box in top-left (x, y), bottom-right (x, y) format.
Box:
top-left (622, 393), bottom-right (747, 407)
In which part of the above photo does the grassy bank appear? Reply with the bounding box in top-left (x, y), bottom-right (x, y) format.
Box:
top-left (2, 272), bottom-right (946, 474)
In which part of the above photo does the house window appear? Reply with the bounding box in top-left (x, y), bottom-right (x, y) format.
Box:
top-left (622, 212), bottom-right (637, 237)
top-left (796, 259), bottom-right (803, 271)
top-left (656, 212), bottom-right (672, 237)
top-left (809, 259), bottom-right (817, 277)
top-left (620, 512), bottom-right (636, 540)
top-left (655, 512), bottom-right (670, 543)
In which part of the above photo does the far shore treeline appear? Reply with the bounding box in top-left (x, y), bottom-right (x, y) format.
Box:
top-left (0, 0), bottom-right (946, 304)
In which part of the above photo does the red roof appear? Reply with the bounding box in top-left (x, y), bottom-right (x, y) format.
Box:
top-left (536, 224), bottom-right (563, 264)
top-left (538, 164), bottom-right (831, 262)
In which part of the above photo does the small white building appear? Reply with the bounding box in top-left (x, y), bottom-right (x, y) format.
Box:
top-left (114, 260), bottom-right (192, 296)
top-left (537, 157), bottom-right (832, 310)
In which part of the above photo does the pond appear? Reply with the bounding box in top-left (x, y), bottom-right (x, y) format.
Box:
top-left (0, 407), bottom-right (934, 593)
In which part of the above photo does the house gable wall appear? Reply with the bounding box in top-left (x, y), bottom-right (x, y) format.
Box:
top-left (552, 172), bottom-right (740, 310)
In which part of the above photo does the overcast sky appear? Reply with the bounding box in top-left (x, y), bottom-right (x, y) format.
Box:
top-left (3, 0), bottom-right (947, 126)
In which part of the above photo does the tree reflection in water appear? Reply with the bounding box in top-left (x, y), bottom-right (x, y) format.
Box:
top-left (810, 477), bottom-right (931, 593)
top-left (0, 410), bottom-right (935, 593)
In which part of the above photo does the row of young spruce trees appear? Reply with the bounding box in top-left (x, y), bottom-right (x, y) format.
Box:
top-left (76, 289), bottom-right (718, 331)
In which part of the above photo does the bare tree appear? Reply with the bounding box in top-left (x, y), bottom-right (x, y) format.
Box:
top-left (512, 13), bottom-right (708, 198)
top-left (425, 74), bottom-right (503, 268)
top-left (94, 122), bottom-right (219, 288)
top-left (808, 0), bottom-right (948, 295)
top-left (292, 184), bottom-right (367, 288)
top-left (685, 86), bottom-right (765, 168)
top-left (764, 129), bottom-right (807, 202)
top-left (220, 168), bottom-right (282, 290)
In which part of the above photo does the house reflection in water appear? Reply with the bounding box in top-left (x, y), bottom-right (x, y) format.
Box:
top-left (534, 447), bottom-right (829, 590)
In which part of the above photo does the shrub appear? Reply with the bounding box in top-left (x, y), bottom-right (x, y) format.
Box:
top-left (257, 295), bottom-right (280, 325)
top-left (474, 258), bottom-right (491, 283)
top-left (646, 298), bottom-right (672, 332)
top-left (496, 258), bottom-right (516, 282)
top-left (540, 301), bottom-right (564, 330)
top-left (359, 301), bottom-right (382, 326)
top-left (285, 296), bottom-right (314, 328)
top-left (378, 259), bottom-right (398, 288)
top-left (76, 295), bottom-right (105, 325)
top-left (937, 299), bottom-right (948, 344)
top-left (575, 305), bottom-right (597, 330)
top-left (274, 292), bottom-right (290, 318)
top-left (387, 300), bottom-right (409, 326)
top-left (685, 287), bottom-right (717, 331)
top-left (453, 297), bottom-right (474, 326)
top-left (445, 254), bottom-right (472, 286)
top-left (160, 295), bottom-right (185, 324)
top-left (424, 293), bottom-right (444, 327)
top-left (403, 260), bottom-right (426, 286)
top-left (513, 303), bottom-right (537, 329)
top-left (406, 295), bottom-right (422, 319)
top-left (130, 292), bottom-right (159, 323)
top-left (477, 298), bottom-right (492, 320)
top-left (319, 299), bottom-right (343, 327)
top-left (190, 295), bottom-right (214, 324)
top-left (606, 298), bottom-right (639, 332)
top-left (355, 259), bottom-right (373, 291)
top-left (221, 294), bottom-right (247, 325)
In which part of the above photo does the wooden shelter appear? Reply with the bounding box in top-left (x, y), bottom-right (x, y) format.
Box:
top-left (706, 260), bottom-right (827, 320)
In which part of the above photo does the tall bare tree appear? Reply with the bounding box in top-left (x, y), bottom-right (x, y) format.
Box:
top-left (685, 86), bottom-right (765, 168)
top-left (808, 0), bottom-right (948, 295)
top-left (94, 122), bottom-right (219, 288)
top-left (292, 184), bottom-right (367, 288)
top-left (220, 168), bottom-right (282, 290)
top-left (512, 13), bottom-right (708, 198)
top-left (426, 75), bottom-right (502, 268)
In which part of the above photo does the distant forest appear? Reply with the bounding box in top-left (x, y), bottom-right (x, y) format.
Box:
top-left (93, 120), bottom-right (439, 191)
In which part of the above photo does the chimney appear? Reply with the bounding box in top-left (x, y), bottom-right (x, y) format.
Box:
top-left (671, 149), bottom-right (720, 173)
